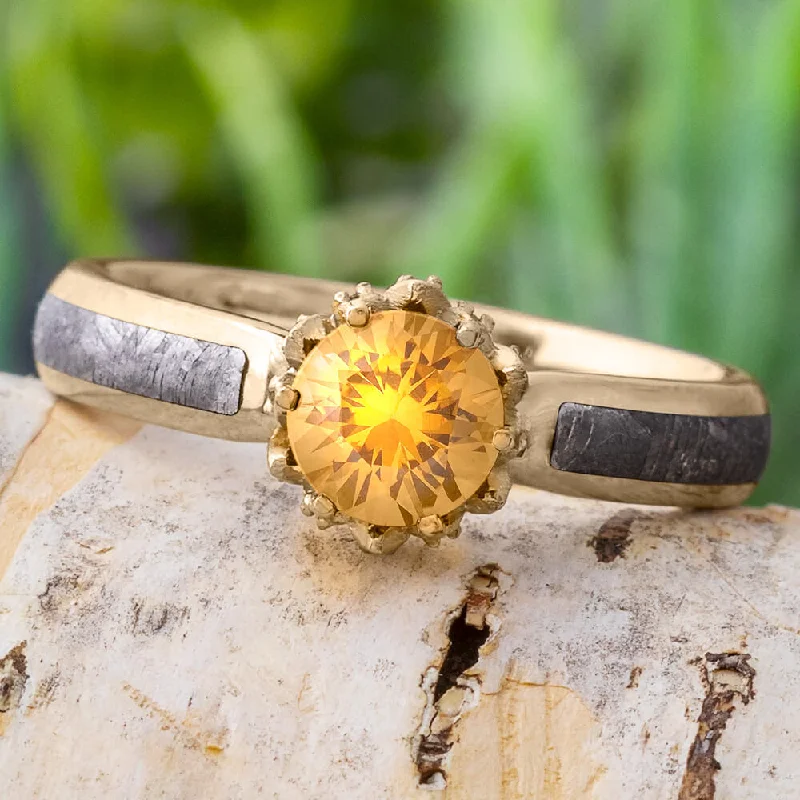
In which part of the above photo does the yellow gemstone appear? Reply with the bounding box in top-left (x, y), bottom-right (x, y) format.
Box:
top-left (286, 310), bottom-right (504, 527)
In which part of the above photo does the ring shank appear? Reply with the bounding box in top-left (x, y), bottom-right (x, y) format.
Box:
top-left (34, 259), bottom-right (770, 508)
top-left (86, 258), bottom-right (729, 381)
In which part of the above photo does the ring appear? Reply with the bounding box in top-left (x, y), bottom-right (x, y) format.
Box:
top-left (33, 260), bottom-right (771, 554)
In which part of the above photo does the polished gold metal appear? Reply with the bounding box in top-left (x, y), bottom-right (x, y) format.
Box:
top-left (36, 260), bottom-right (770, 553)
top-left (492, 428), bottom-right (515, 454)
top-left (273, 385), bottom-right (300, 413)
top-left (343, 298), bottom-right (370, 328)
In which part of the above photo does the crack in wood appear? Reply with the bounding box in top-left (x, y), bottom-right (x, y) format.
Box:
top-left (414, 565), bottom-right (500, 789)
top-left (432, 607), bottom-right (491, 703)
top-left (0, 642), bottom-right (28, 735)
top-left (678, 652), bottom-right (756, 800)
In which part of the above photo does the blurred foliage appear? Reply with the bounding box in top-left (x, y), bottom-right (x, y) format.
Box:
top-left (2, 0), bottom-right (800, 503)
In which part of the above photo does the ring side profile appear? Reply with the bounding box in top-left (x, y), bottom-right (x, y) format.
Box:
top-left (33, 260), bottom-right (771, 553)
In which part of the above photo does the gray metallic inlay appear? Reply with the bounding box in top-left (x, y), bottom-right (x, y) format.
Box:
top-left (33, 294), bottom-right (246, 415)
top-left (550, 402), bottom-right (771, 485)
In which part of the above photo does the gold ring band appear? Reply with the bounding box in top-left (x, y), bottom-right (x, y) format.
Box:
top-left (33, 260), bottom-right (770, 551)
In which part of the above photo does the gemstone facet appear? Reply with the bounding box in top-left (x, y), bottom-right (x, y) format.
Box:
top-left (286, 310), bottom-right (504, 527)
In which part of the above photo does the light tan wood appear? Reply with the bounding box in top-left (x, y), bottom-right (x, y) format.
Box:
top-left (444, 676), bottom-right (603, 799)
top-left (0, 399), bottom-right (140, 581)
top-left (0, 372), bottom-right (797, 799)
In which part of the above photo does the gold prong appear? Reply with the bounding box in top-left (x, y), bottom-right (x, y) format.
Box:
top-left (455, 300), bottom-right (475, 315)
top-left (267, 428), bottom-right (304, 485)
top-left (356, 281), bottom-right (372, 296)
top-left (491, 344), bottom-right (528, 406)
top-left (427, 275), bottom-right (443, 288)
top-left (284, 314), bottom-right (331, 368)
top-left (492, 427), bottom-right (515, 453)
top-left (274, 385), bottom-right (300, 412)
top-left (300, 491), bottom-right (337, 525)
top-left (464, 468), bottom-right (511, 514)
top-left (456, 321), bottom-right (481, 348)
top-left (418, 515), bottom-right (444, 536)
top-left (397, 274), bottom-right (414, 283)
top-left (344, 299), bottom-right (370, 328)
top-left (314, 499), bottom-right (335, 528)
top-left (300, 492), bottom-right (315, 517)
top-left (417, 514), bottom-right (446, 546)
top-left (312, 494), bottom-right (336, 519)
top-left (351, 524), bottom-right (410, 555)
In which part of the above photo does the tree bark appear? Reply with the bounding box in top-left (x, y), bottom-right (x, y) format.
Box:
top-left (0, 372), bottom-right (798, 799)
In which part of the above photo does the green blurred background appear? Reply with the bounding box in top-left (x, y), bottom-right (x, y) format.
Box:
top-left (1, 1), bottom-right (798, 504)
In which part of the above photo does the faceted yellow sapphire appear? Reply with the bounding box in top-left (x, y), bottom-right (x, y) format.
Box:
top-left (286, 310), bottom-right (504, 527)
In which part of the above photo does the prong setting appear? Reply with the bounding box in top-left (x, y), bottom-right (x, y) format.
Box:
top-left (417, 515), bottom-right (445, 545)
top-left (300, 491), bottom-right (315, 517)
top-left (300, 490), bottom-right (341, 528)
top-left (284, 314), bottom-right (332, 369)
top-left (479, 313), bottom-right (496, 333)
top-left (267, 427), bottom-right (304, 485)
top-left (343, 298), bottom-right (371, 328)
top-left (274, 385), bottom-right (300, 412)
top-left (351, 525), bottom-right (410, 555)
top-left (456, 320), bottom-right (482, 349)
top-left (356, 281), bottom-right (373, 296)
top-left (267, 273), bottom-right (529, 555)
top-left (465, 470), bottom-right (512, 514)
top-left (492, 428), bottom-right (515, 453)
top-left (312, 494), bottom-right (337, 528)
top-left (312, 494), bottom-right (336, 519)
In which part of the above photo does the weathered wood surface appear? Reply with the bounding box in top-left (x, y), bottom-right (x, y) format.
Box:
top-left (1, 371), bottom-right (799, 799)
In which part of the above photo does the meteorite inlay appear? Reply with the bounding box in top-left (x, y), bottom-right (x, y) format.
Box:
top-left (550, 402), bottom-right (770, 485)
top-left (33, 294), bottom-right (246, 415)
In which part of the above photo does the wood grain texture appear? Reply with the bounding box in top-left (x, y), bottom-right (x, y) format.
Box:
top-left (1, 373), bottom-right (799, 799)
top-left (0, 376), bottom-right (52, 485)
top-left (33, 294), bottom-right (247, 415)
top-left (0, 400), bottom-right (140, 582)
top-left (550, 402), bottom-right (771, 485)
